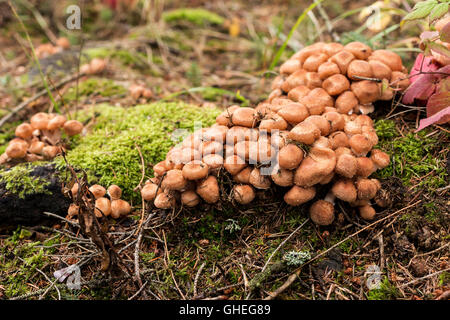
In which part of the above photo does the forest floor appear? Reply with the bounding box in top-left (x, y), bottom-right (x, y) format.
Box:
top-left (0, 0), bottom-right (448, 300)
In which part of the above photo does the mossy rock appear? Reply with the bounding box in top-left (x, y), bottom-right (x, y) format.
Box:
top-left (162, 8), bottom-right (225, 26)
top-left (55, 101), bottom-right (221, 202)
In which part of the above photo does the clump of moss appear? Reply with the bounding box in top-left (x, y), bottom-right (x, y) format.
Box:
top-left (63, 78), bottom-right (126, 102)
top-left (162, 8), bottom-right (225, 26)
top-left (56, 102), bottom-right (220, 202)
top-left (0, 164), bottom-right (51, 199)
top-left (374, 120), bottom-right (448, 189)
top-left (367, 277), bottom-right (400, 300)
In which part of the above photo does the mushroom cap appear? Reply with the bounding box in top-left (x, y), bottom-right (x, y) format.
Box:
top-left (249, 167), bottom-right (272, 189)
top-left (42, 145), bottom-right (61, 159)
top-left (259, 113), bottom-right (288, 132)
top-left (288, 121), bottom-right (321, 145)
top-left (89, 58), bottom-right (107, 74)
top-left (95, 197), bottom-right (112, 217)
top-left (303, 53), bottom-right (329, 72)
top-left (111, 199), bottom-right (131, 218)
top-left (369, 50), bottom-right (403, 71)
top-left (284, 185), bottom-right (316, 206)
top-left (56, 37), bottom-right (70, 49)
top-left (224, 155), bottom-right (247, 175)
top-left (89, 184), bottom-right (106, 199)
top-left (344, 42), bottom-right (372, 60)
top-left (233, 185), bottom-right (256, 204)
top-left (278, 103), bottom-right (310, 125)
top-left (323, 111), bottom-right (345, 133)
top-left (278, 144), bottom-right (304, 170)
top-left (182, 160), bottom-right (209, 180)
top-left (287, 85), bottom-right (311, 102)
top-left (294, 147), bottom-right (337, 187)
top-left (30, 113), bottom-right (50, 130)
top-left (359, 205), bottom-right (376, 220)
top-left (309, 200), bottom-right (335, 226)
top-left (351, 80), bottom-right (380, 104)
top-left (153, 161), bottom-right (168, 177)
top-left (141, 183), bottom-right (160, 201)
top-left (202, 154), bottom-right (224, 170)
top-left (356, 178), bottom-right (378, 200)
top-left (6, 141), bottom-right (27, 158)
top-left (196, 176), bottom-right (220, 204)
top-left (154, 192), bottom-right (176, 209)
top-left (318, 61), bottom-right (340, 80)
top-left (331, 179), bottom-right (357, 202)
top-left (369, 60), bottom-right (392, 81)
top-left (47, 115), bottom-right (67, 131)
top-left (226, 126), bottom-right (259, 145)
top-left (329, 131), bottom-right (349, 149)
top-left (329, 50), bottom-right (355, 74)
top-left (304, 115), bottom-right (331, 136)
top-left (280, 59), bottom-right (302, 75)
top-left (181, 190), bottom-right (200, 207)
top-left (231, 107), bottom-right (256, 128)
top-left (63, 120), bottom-right (83, 136)
top-left (67, 203), bottom-right (79, 217)
top-left (216, 105), bottom-right (240, 126)
top-left (370, 149), bottom-right (390, 169)
top-left (162, 169), bottom-right (187, 191)
top-left (335, 91), bottom-right (358, 114)
top-left (322, 74), bottom-right (350, 96)
top-left (271, 168), bottom-right (294, 187)
top-left (300, 88), bottom-right (334, 115)
top-left (347, 60), bottom-right (373, 80)
top-left (335, 153), bottom-right (357, 178)
top-left (233, 166), bottom-right (252, 184)
top-left (349, 134), bottom-right (373, 156)
top-left (356, 157), bottom-right (376, 177)
top-left (107, 184), bottom-right (122, 200)
top-left (15, 123), bottom-right (33, 139)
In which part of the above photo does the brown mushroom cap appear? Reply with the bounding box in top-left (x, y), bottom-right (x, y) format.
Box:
top-left (153, 161), bottom-right (167, 177)
top-left (89, 58), bottom-right (107, 74)
top-left (182, 160), bottom-right (209, 180)
top-left (329, 50), bottom-right (355, 74)
top-left (331, 179), bottom-right (357, 202)
top-left (42, 145), bottom-right (61, 159)
top-left (304, 115), bottom-right (331, 136)
top-left (95, 197), bottom-right (112, 217)
top-left (216, 105), bottom-right (240, 126)
top-left (162, 169), bottom-right (187, 191)
top-left (349, 134), bottom-right (373, 157)
top-left (303, 53), bottom-right (329, 72)
top-left (359, 205), bottom-right (376, 220)
top-left (6, 141), bottom-right (27, 158)
top-left (300, 88), bottom-right (334, 115)
top-left (30, 113), bottom-right (50, 130)
top-left (369, 50), bottom-right (403, 72)
top-left (294, 147), bottom-right (337, 187)
top-left (259, 113), bottom-right (288, 132)
top-left (347, 60), bottom-right (373, 80)
top-left (390, 71), bottom-right (410, 91)
top-left (370, 149), bottom-right (390, 169)
top-left (89, 184), bottom-right (106, 199)
top-left (322, 74), bottom-right (350, 96)
top-left (344, 42), bottom-right (372, 60)
top-left (369, 60), bottom-right (392, 81)
top-left (356, 157), bottom-right (376, 177)
top-left (181, 190), bottom-right (200, 207)
top-left (56, 37), bottom-right (70, 49)
top-left (154, 191), bottom-right (176, 209)
top-left (287, 85), bottom-right (311, 102)
top-left (335, 90), bottom-right (358, 114)
top-left (329, 131), bottom-right (349, 149)
top-left (47, 115), bottom-right (67, 131)
top-left (202, 154), bottom-right (224, 170)
top-left (63, 120), bottom-right (83, 136)
top-left (233, 166), bottom-right (252, 184)
top-left (233, 184), bottom-right (256, 204)
top-left (277, 103), bottom-right (310, 125)
top-left (249, 167), bottom-right (272, 189)
top-left (351, 80), bottom-right (380, 104)
top-left (224, 155), bottom-right (247, 175)
top-left (280, 59), bottom-right (302, 75)
top-left (335, 153), bottom-right (357, 178)
top-left (309, 200), bottom-right (335, 226)
top-left (288, 121), bottom-right (321, 145)
top-left (284, 185), bottom-right (316, 206)
top-left (278, 144), bottom-right (304, 170)
top-left (15, 123), bottom-right (33, 139)
top-left (196, 176), bottom-right (220, 203)
top-left (107, 185), bottom-right (122, 200)
top-left (318, 61), bottom-right (341, 80)
top-left (356, 178), bottom-right (378, 200)
top-left (67, 203), bottom-right (79, 217)
top-left (110, 199), bottom-right (131, 218)
top-left (231, 107), bottom-right (256, 128)
top-left (271, 168), bottom-right (294, 187)
top-left (141, 183), bottom-right (160, 201)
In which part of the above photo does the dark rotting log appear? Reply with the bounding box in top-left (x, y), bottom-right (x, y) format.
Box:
top-left (0, 164), bottom-right (70, 227)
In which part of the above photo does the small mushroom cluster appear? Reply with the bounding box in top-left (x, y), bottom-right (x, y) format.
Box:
top-left (271, 41), bottom-right (410, 115)
top-left (35, 37), bottom-right (71, 59)
top-left (129, 84), bottom-right (153, 100)
top-left (0, 113), bottom-right (83, 165)
top-left (80, 58), bottom-right (107, 75)
top-left (68, 184), bottom-right (132, 219)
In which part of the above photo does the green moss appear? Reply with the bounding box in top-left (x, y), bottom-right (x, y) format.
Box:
top-left (0, 164), bottom-right (51, 199)
top-left (55, 102), bottom-right (220, 202)
top-left (162, 8), bottom-right (225, 26)
top-left (367, 277), bottom-right (400, 300)
top-left (63, 78), bottom-right (126, 102)
top-left (83, 48), bottom-right (159, 70)
top-left (374, 120), bottom-right (448, 189)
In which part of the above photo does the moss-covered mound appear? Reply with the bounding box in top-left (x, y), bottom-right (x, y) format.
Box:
top-left (56, 102), bottom-right (220, 202)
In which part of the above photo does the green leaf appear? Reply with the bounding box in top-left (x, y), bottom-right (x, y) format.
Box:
top-left (428, 41), bottom-right (450, 58)
top-left (402, 0), bottom-right (438, 23)
top-left (429, 3), bottom-right (449, 21)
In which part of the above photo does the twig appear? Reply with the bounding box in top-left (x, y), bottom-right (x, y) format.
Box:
top-left (128, 281), bottom-right (148, 300)
top-left (261, 218), bottom-right (309, 273)
top-left (263, 269), bottom-right (301, 300)
top-left (399, 268), bottom-right (450, 289)
top-left (43, 211), bottom-right (79, 227)
top-left (193, 262), bottom-right (206, 297)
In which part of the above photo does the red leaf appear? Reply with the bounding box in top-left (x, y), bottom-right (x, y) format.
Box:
top-left (416, 106), bottom-right (450, 131)
top-left (427, 78), bottom-right (450, 118)
top-left (409, 53), bottom-right (438, 84)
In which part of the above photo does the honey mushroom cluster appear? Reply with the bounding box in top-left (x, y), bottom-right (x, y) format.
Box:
top-left (270, 41), bottom-right (410, 115)
top-left (80, 58), bottom-right (107, 75)
top-left (68, 184), bottom-right (132, 220)
top-left (0, 113), bottom-right (84, 166)
top-left (129, 84), bottom-right (153, 100)
top-left (35, 37), bottom-right (71, 59)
